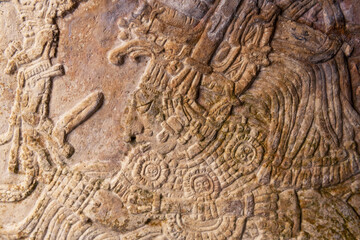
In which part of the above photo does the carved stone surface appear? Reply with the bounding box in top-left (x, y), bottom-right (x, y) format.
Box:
top-left (0, 0), bottom-right (360, 239)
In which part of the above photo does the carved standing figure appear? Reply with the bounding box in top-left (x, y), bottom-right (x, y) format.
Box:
top-left (0, 0), bottom-right (359, 239)
top-left (0, 1), bottom-right (106, 238)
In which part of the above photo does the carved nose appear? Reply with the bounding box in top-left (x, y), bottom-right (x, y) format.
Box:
top-left (124, 124), bottom-right (144, 143)
top-left (124, 108), bottom-right (144, 143)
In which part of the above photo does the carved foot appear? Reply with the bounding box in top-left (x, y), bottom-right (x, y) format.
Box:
top-left (59, 142), bottom-right (75, 158)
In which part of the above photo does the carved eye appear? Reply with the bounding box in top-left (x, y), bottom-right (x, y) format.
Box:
top-left (136, 101), bottom-right (152, 113)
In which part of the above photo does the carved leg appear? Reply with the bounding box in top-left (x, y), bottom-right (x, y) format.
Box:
top-left (26, 133), bottom-right (55, 184)
top-left (52, 91), bottom-right (103, 157)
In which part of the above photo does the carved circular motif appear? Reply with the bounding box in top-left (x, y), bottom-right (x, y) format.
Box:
top-left (233, 141), bottom-right (257, 165)
top-left (143, 162), bottom-right (161, 180)
top-left (132, 150), bottom-right (170, 189)
top-left (183, 168), bottom-right (220, 200)
top-left (225, 133), bottom-right (264, 176)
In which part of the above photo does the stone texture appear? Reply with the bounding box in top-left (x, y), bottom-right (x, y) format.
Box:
top-left (0, 0), bottom-right (359, 239)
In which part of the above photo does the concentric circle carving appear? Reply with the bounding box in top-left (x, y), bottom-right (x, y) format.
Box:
top-left (132, 150), bottom-right (170, 189)
top-left (225, 133), bottom-right (264, 176)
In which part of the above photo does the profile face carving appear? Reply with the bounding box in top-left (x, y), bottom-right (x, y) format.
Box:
top-left (107, 0), bottom-right (360, 238)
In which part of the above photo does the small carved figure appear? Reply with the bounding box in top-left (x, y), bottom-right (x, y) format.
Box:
top-left (0, 0), bottom-right (104, 228)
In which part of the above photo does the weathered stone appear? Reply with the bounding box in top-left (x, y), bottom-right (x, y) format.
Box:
top-left (0, 0), bottom-right (359, 239)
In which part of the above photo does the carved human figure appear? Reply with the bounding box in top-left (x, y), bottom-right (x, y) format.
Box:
top-left (103, 0), bottom-right (360, 239)
top-left (0, 0), bottom-right (359, 239)
top-left (0, 0), bottom-right (104, 214)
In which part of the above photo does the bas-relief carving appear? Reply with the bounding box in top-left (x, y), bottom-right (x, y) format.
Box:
top-left (0, 0), bottom-right (360, 239)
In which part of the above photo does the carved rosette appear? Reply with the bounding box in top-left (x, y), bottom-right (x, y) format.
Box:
top-left (224, 129), bottom-right (264, 176)
top-left (132, 150), bottom-right (170, 189)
